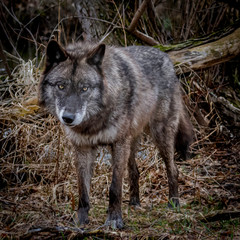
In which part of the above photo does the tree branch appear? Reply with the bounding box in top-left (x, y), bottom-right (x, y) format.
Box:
top-left (127, 0), bottom-right (159, 46)
top-left (128, 0), bottom-right (151, 32)
top-left (131, 30), bottom-right (159, 46)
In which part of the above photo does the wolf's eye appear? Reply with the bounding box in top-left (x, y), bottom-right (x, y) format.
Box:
top-left (82, 87), bottom-right (88, 92)
top-left (58, 84), bottom-right (65, 90)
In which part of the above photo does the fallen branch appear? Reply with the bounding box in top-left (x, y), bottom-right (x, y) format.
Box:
top-left (210, 93), bottom-right (240, 127)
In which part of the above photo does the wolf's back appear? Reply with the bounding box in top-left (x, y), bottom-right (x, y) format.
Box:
top-left (123, 46), bottom-right (178, 85)
top-left (108, 45), bottom-right (193, 158)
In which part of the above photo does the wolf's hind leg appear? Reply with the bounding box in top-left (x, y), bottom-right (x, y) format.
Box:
top-left (128, 138), bottom-right (140, 206)
top-left (73, 146), bottom-right (95, 225)
top-left (150, 120), bottom-right (179, 208)
top-left (175, 111), bottom-right (193, 160)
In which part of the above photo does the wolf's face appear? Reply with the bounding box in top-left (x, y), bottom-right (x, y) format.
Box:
top-left (39, 41), bottom-right (106, 127)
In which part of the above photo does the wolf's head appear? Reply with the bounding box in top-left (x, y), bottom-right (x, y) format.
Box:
top-left (39, 40), bottom-right (106, 127)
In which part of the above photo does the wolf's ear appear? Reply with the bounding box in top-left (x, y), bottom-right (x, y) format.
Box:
top-left (87, 44), bottom-right (105, 67)
top-left (44, 40), bottom-right (68, 74)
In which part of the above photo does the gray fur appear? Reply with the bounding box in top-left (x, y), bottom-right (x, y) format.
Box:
top-left (39, 40), bottom-right (193, 229)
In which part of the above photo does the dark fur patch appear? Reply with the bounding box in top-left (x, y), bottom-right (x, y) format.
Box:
top-left (71, 59), bottom-right (78, 77)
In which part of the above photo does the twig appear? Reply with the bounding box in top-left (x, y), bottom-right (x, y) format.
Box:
top-left (0, 40), bottom-right (12, 79)
top-left (55, 127), bottom-right (61, 184)
top-left (100, 3), bottom-right (121, 43)
top-left (112, 0), bottom-right (127, 46)
top-left (147, 0), bottom-right (162, 42)
top-left (0, 21), bottom-right (21, 59)
top-left (50, 16), bottom-right (120, 41)
top-left (58, 0), bottom-right (61, 42)
top-left (1, 1), bottom-right (38, 65)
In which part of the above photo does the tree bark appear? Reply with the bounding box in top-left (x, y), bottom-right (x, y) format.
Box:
top-left (73, 0), bottom-right (107, 41)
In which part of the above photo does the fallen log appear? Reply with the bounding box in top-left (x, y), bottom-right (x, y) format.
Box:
top-left (168, 28), bottom-right (240, 73)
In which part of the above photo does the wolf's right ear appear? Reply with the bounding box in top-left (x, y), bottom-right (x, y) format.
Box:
top-left (87, 44), bottom-right (106, 67)
top-left (44, 40), bottom-right (68, 74)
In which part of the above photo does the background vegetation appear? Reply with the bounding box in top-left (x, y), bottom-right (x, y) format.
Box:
top-left (0, 0), bottom-right (239, 239)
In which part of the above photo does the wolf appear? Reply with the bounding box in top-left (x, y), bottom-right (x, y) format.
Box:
top-left (38, 40), bottom-right (193, 229)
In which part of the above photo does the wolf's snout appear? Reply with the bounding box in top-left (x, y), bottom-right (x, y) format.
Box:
top-left (57, 105), bottom-right (86, 126)
top-left (62, 112), bottom-right (75, 124)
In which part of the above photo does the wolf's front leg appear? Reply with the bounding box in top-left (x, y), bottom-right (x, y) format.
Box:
top-left (105, 138), bottom-right (131, 229)
top-left (73, 146), bottom-right (95, 225)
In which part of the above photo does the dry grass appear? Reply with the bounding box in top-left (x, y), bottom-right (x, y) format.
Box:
top-left (0, 58), bottom-right (240, 239)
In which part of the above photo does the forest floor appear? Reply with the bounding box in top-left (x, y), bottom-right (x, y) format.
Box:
top-left (1, 136), bottom-right (240, 239)
top-left (0, 60), bottom-right (240, 239)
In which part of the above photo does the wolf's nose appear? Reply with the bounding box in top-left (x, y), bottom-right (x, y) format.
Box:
top-left (62, 113), bottom-right (75, 124)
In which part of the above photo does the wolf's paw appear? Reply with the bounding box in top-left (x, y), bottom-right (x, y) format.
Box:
top-left (105, 219), bottom-right (124, 229)
top-left (105, 212), bottom-right (124, 229)
top-left (129, 196), bottom-right (141, 207)
top-left (74, 207), bottom-right (89, 225)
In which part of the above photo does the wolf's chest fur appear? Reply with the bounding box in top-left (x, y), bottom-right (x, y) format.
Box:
top-left (65, 124), bottom-right (118, 146)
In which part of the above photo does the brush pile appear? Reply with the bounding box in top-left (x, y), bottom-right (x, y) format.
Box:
top-left (0, 58), bottom-right (240, 239)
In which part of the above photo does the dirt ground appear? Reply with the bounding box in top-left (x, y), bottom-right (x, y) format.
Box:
top-left (1, 125), bottom-right (240, 239)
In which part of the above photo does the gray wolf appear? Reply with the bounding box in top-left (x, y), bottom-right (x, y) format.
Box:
top-left (39, 40), bottom-right (193, 229)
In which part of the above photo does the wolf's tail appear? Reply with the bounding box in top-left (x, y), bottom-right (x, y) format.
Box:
top-left (175, 110), bottom-right (193, 160)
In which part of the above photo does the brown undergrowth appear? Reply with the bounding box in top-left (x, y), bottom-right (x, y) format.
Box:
top-left (0, 59), bottom-right (240, 239)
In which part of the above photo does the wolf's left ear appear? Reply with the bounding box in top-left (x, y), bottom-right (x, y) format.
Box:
top-left (44, 40), bottom-right (68, 74)
top-left (87, 44), bottom-right (105, 67)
